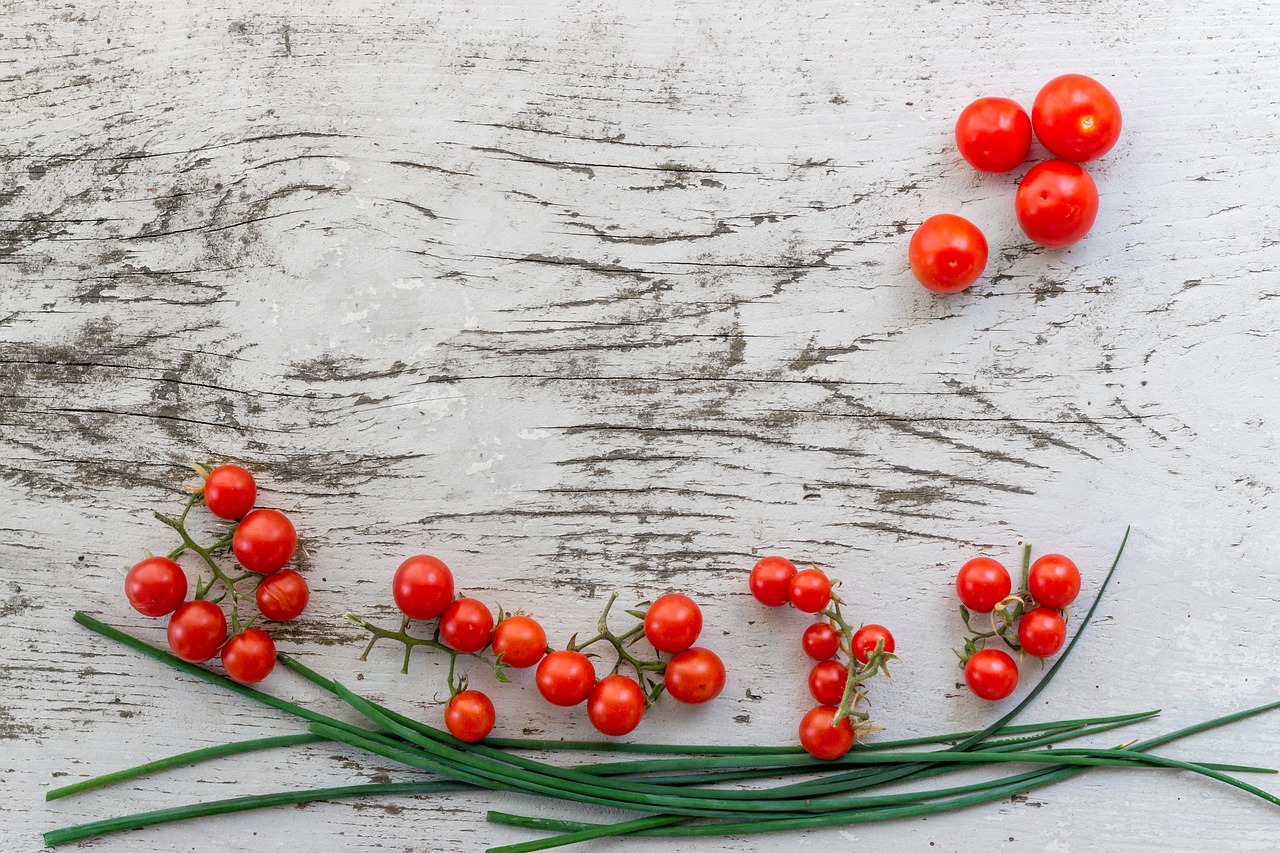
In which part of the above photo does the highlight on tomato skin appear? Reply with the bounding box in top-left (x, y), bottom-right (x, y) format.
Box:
top-left (908, 214), bottom-right (988, 293)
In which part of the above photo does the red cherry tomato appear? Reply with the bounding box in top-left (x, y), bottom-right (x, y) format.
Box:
top-left (964, 648), bottom-right (1019, 701)
top-left (167, 600), bottom-right (228, 663)
top-left (850, 624), bottom-right (895, 665)
top-left (1032, 74), bottom-right (1122, 162)
top-left (231, 509), bottom-right (297, 574)
top-left (1028, 554), bottom-right (1081, 609)
top-left (1018, 607), bottom-right (1067, 658)
top-left (202, 464), bottom-right (257, 520)
top-left (221, 628), bottom-right (277, 684)
top-left (491, 615), bottom-right (547, 669)
top-left (643, 593), bottom-right (703, 654)
top-left (749, 556), bottom-right (797, 607)
top-left (444, 690), bottom-right (496, 742)
top-left (801, 622), bottom-right (841, 661)
top-left (255, 569), bottom-right (309, 621)
top-left (125, 556), bottom-right (188, 617)
top-left (392, 555), bottom-right (455, 621)
top-left (439, 598), bottom-right (494, 653)
top-left (955, 97), bottom-right (1032, 173)
top-left (587, 674), bottom-right (647, 736)
top-left (808, 660), bottom-right (849, 706)
top-left (798, 705), bottom-right (855, 760)
top-left (908, 214), bottom-right (988, 293)
top-left (789, 568), bottom-right (832, 613)
top-left (663, 647), bottom-right (726, 704)
top-left (955, 557), bottom-right (1013, 614)
top-left (536, 650), bottom-right (597, 706)
top-left (1015, 160), bottom-right (1099, 248)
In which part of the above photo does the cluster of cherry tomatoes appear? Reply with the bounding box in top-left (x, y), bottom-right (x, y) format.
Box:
top-left (123, 465), bottom-right (308, 685)
top-left (954, 550), bottom-right (1081, 700)
top-left (910, 73), bottom-right (1123, 294)
top-left (387, 555), bottom-right (726, 742)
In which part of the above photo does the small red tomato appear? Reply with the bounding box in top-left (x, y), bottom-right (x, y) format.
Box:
top-left (536, 650), bottom-right (597, 707)
top-left (964, 648), bottom-right (1019, 701)
top-left (202, 464), bottom-right (257, 520)
top-left (1028, 553), bottom-right (1081, 609)
top-left (125, 556), bottom-right (188, 617)
top-left (1015, 160), bottom-right (1099, 248)
top-left (587, 674), bottom-right (647, 736)
top-left (221, 628), bottom-right (277, 684)
top-left (1032, 74), bottom-right (1122, 162)
top-left (789, 568), bottom-right (832, 613)
top-left (908, 214), bottom-right (988, 293)
top-left (808, 660), bottom-right (849, 706)
top-left (439, 598), bottom-right (494, 653)
top-left (801, 622), bottom-right (841, 661)
top-left (644, 593), bottom-right (703, 654)
top-left (491, 615), bottom-right (547, 669)
top-left (255, 569), bottom-right (309, 621)
top-left (663, 647), bottom-right (726, 704)
top-left (231, 508), bottom-right (297, 574)
top-left (850, 624), bottom-right (895, 665)
top-left (167, 600), bottom-right (228, 663)
top-left (392, 555), bottom-right (455, 621)
top-left (749, 555), bottom-right (797, 607)
top-left (444, 689), bottom-right (496, 742)
top-left (955, 96), bottom-right (1033, 173)
top-left (1018, 607), bottom-right (1068, 658)
top-left (955, 557), bottom-right (1012, 614)
top-left (798, 705), bottom-right (855, 760)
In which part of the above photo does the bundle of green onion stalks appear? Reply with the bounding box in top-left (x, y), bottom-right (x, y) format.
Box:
top-left (44, 530), bottom-right (1280, 851)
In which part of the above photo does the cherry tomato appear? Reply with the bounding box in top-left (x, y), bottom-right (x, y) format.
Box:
top-left (955, 557), bottom-right (1012, 614)
top-left (908, 214), bottom-right (988, 293)
top-left (167, 600), bottom-right (228, 663)
top-left (789, 568), bottom-right (832, 613)
top-left (1015, 160), bottom-right (1099, 248)
top-left (808, 660), bottom-right (848, 706)
top-left (1018, 607), bottom-right (1067, 658)
top-left (439, 598), bottom-right (494, 653)
top-left (964, 648), bottom-right (1019, 701)
top-left (955, 97), bottom-right (1032, 173)
top-left (491, 615), bottom-right (547, 669)
top-left (850, 624), bottom-right (895, 665)
top-left (663, 647), bottom-right (726, 704)
top-left (444, 690), bottom-right (496, 742)
top-left (255, 569), bottom-right (309, 621)
top-left (221, 628), bottom-right (277, 684)
top-left (644, 593), bottom-right (702, 654)
top-left (231, 508), bottom-right (297, 574)
top-left (587, 674), bottom-right (646, 736)
top-left (536, 650), bottom-right (597, 707)
top-left (392, 554), bottom-right (455, 621)
top-left (125, 556), bottom-right (188, 617)
top-left (1032, 74), bottom-right (1122, 162)
top-left (202, 464), bottom-right (257, 520)
top-left (749, 555), bottom-right (797, 607)
top-left (798, 705), bottom-right (855, 760)
top-left (802, 622), bottom-right (841, 661)
top-left (1028, 553), bottom-right (1081, 609)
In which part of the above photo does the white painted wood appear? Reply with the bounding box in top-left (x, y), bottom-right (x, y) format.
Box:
top-left (3, 0), bottom-right (1279, 849)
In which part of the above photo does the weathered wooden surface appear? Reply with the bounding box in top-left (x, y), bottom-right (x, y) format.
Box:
top-left (3, 0), bottom-right (1279, 850)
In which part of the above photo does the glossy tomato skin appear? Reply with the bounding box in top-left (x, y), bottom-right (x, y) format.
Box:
top-left (203, 464), bottom-right (257, 520)
top-left (491, 615), bottom-right (547, 668)
top-left (644, 593), bottom-right (703, 654)
top-left (439, 598), bottom-right (494, 653)
top-left (221, 628), bottom-right (277, 684)
top-left (789, 569), bottom-right (833, 613)
top-left (445, 690), bottom-right (496, 742)
top-left (255, 569), bottom-right (309, 621)
top-left (799, 705), bottom-right (855, 759)
top-left (587, 674), bottom-right (647, 736)
top-left (125, 556), bottom-right (188, 617)
top-left (909, 214), bottom-right (988, 293)
top-left (663, 647), bottom-right (726, 704)
top-left (955, 97), bottom-right (1033, 173)
top-left (1028, 554), bottom-right (1081, 608)
top-left (536, 650), bottom-right (597, 707)
top-left (232, 509), bottom-right (297, 573)
top-left (392, 555), bottom-right (455, 621)
top-left (1032, 74), bottom-right (1122, 162)
top-left (955, 557), bottom-right (1013, 613)
top-left (850, 624), bottom-right (896, 665)
top-left (1015, 160), bottom-right (1099, 248)
top-left (749, 556), bottom-right (797, 607)
top-left (1018, 607), bottom-right (1067, 657)
top-left (808, 660), bottom-right (849, 705)
top-left (167, 600), bottom-right (228, 663)
top-left (964, 648), bottom-right (1019, 700)
top-left (802, 622), bottom-right (841, 661)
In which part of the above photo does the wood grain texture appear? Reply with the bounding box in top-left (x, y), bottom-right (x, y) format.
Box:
top-left (3, 0), bottom-right (1279, 850)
